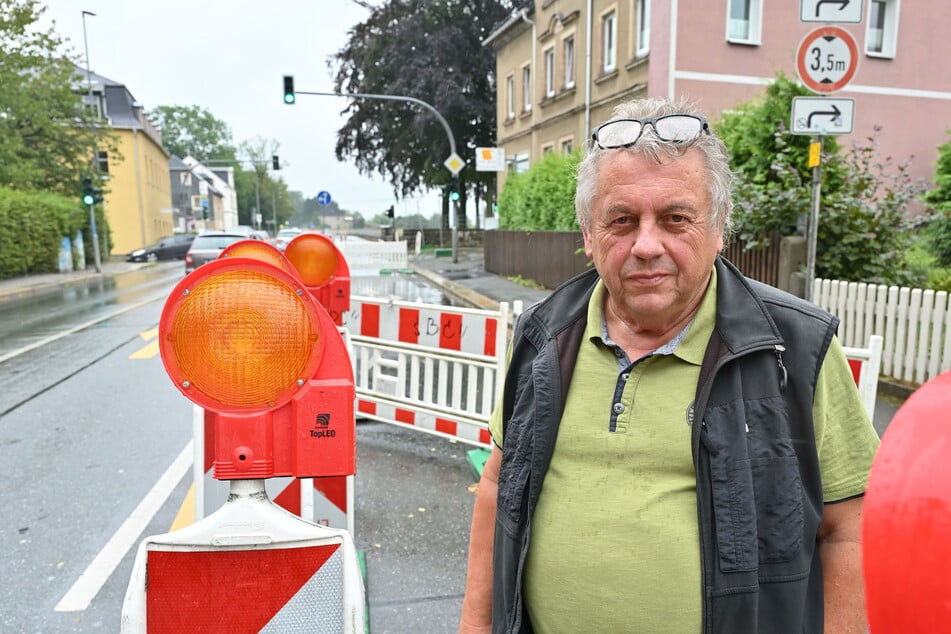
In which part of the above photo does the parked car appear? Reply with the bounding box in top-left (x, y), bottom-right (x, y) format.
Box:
top-left (274, 228), bottom-right (303, 251)
top-left (184, 232), bottom-right (257, 274)
top-left (126, 234), bottom-right (196, 262)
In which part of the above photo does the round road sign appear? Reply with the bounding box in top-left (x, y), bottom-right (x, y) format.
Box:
top-left (796, 26), bottom-right (859, 94)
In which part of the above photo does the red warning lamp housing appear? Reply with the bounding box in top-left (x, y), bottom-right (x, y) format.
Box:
top-left (283, 233), bottom-right (350, 325)
top-left (159, 257), bottom-right (355, 480)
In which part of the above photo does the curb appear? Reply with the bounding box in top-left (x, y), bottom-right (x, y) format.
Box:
top-left (409, 265), bottom-right (500, 312)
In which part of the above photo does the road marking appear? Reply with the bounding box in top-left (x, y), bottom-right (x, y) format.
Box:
top-left (129, 328), bottom-right (160, 359)
top-left (54, 442), bottom-right (193, 612)
top-left (169, 483), bottom-right (196, 531)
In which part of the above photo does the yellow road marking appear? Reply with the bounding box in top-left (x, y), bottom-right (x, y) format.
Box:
top-left (129, 328), bottom-right (160, 359)
top-left (169, 483), bottom-right (195, 531)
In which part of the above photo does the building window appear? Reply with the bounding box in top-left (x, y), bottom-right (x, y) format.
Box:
top-left (561, 138), bottom-right (573, 155)
top-left (508, 153), bottom-right (530, 175)
top-left (542, 144), bottom-right (554, 156)
top-left (635, 0), bottom-right (650, 57)
top-left (96, 150), bottom-right (109, 174)
top-left (564, 36), bottom-right (575, 88)
top-left (866, 0), bottom-right (899, 58)
top-left (602, 10), bottom-right (617, 73)
top-left (727, 0), bottom-right (761, 44)
top-left (506, 74), bottom-right (515, 119)
top-left (544, 47), bottom-right (555, 97)
top-left (522, 65), bottom-right (532, 112)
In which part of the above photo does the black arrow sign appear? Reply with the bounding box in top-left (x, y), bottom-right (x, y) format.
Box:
top-left (806, 105), bottom-right (842, 128)
top-left (815, 0), bottom-right (851, 17)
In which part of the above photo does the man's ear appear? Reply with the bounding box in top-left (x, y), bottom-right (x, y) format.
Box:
top-left (581, 226), bottom-right (594, 258)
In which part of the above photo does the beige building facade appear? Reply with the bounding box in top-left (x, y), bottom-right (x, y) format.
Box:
top-left (485, 0), bottom-right (951, 202)
top-left (79, 69), bottom-right (173, 255)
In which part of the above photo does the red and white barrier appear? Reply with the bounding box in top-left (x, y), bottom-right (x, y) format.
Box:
top-left (842, 334), bottom-right (883, 423)
top-left (343, 296), bottom-right (519, 448)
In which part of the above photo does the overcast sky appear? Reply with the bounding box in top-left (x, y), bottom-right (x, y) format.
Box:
top-left (39, 0), bottom-right (442, 218)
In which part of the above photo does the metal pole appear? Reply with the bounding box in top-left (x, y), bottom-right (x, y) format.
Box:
top-left (297, 89), bottom-right (462, 260)
top-left (805, 135), bottom-right (823, 302)
top-left (254, 171), bottom-right (262, 231)
top-left (272, 189), bottom-right (277, 234)
top-left (81, 10), bottom-right (101, 273)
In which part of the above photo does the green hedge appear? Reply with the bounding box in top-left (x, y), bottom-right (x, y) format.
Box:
top-left (0, 186), bottom-right (106, 279)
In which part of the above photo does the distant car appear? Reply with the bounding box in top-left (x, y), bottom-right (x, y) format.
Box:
top-left (184, 232), bottom-right (256, 274)
top-left (126, 234), bottom-right (195, 262)
top-left (274, 228), bottom-right (303, 251)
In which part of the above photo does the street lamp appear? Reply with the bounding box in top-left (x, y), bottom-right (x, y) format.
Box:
top-left (81, 10), bottom-right (102, 273)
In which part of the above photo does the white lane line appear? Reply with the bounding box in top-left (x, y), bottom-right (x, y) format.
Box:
top-left (54, 441), bottom-right (193, 612)
top-left (0, 295), bottom-right (163, 365)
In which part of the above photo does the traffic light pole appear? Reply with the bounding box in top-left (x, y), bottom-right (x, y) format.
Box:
top-left (87, 202), bottom-right (102, 273)
top-left (293, 88), bottom-right (462, 261)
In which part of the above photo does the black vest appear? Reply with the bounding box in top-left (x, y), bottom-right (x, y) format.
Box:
top-left (493, 256), bottom-right (837, 633)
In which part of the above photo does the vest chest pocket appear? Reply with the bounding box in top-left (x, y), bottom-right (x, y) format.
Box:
top-left (705, 397), bottom-right (804, 572)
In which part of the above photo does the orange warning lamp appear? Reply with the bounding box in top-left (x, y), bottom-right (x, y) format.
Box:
top-left (219, 238), bottom-right (295, 274)
top-left (159, 257), bottom-right (355, 480)
top-left (862, 370), bottom-right (951, 633)
top-left (283, 233), bottom-right (350, 325)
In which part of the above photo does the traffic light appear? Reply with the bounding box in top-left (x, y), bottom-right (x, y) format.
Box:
top-left (448, 177), bottom-right (461, 202)
top-left (272, 155), bottom-right (281, 170)
top-left (81, 177), bottom-right (103, 205)
top-left (385, 205), bottom-right (395, 218)
top-left (283, 75), bottom-right (296, 104)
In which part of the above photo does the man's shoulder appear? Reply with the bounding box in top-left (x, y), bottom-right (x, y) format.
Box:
top-left (716, 257), bottom-right (835, 327)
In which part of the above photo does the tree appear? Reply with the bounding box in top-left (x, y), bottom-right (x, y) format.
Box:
top-left (233, 136), bottom-right (284, 229)
top-left (330, 0), bottom-right (513, 227)
top-left (0, 0), bottom-right (108, 194)
top-left (921, 131), bottom-right (951, 266)
top-left (151, 105), bottom-right (238, 162)
top-left (721, 75), bottom-right (927, 285)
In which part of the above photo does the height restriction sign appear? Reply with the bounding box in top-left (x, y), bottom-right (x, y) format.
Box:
top-left (796, 26), bottom-right (859, 94)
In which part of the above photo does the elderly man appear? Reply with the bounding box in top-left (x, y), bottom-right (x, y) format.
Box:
top-left (460, 97), bottom-right (879, 633)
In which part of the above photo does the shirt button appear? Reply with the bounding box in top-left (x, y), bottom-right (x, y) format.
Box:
top-left (613, 403), bottom-right (625, 414)
top-left (614, 348), bottom-right (623, 357)
top-left (621, 373), bottom-right (630, 381)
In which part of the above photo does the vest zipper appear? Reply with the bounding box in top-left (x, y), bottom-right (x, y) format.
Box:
top-left (774, 344), bottom-right (788, 391)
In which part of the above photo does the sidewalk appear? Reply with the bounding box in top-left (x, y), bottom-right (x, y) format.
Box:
top-left (407, 247), bottom-right (551, 311)
top-left (0, 260), bottom-right (153, 302)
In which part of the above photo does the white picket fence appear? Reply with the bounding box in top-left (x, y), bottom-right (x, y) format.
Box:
top-left (335, 239), bottom-right (407, 272)
top-left (813, 279), bottom-right (951, 385)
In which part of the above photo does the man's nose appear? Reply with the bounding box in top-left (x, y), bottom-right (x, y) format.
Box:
top-left (630, 221), bottom-right (665, 259)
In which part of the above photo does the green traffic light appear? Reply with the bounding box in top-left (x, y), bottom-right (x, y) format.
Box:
top-left (82, 193), bottom-right (95, 205)
top-left (450, 191), bottom-right (460, 202)
top-left (283, 93), bottom-right (295, 105)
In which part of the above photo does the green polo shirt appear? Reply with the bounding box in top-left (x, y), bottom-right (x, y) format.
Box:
top-left (489, 269), bottom-right (879, 633)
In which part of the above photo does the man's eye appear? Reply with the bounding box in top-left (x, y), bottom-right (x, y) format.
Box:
top-left (668, 214), bottom-right (687, 224)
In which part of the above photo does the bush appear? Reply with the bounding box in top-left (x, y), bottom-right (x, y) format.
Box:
top-left (498, 151), bottom-right (580, 230)
top-left (927, 213), bottom-right (951, 267)
top-left (0, 186), bottom-right (97, 279)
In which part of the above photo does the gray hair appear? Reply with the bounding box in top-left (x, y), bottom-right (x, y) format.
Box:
top-left (574, 97), bottom-right (733, 236)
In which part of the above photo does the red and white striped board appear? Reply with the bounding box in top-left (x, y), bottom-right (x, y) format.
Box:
top-left (356, 399), bottom-right (493, 447)
top-left (344, 297), bottom-right (504, 356)
top-left (122, 480), bottom-right (365, 633)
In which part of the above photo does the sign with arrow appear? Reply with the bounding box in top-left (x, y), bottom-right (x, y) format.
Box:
top-left (796, 25), bottom-right (859, 94)
top-left (791, 97), bottom-right (855, 135)
top-left (800, 0), bottom-right (863, 23)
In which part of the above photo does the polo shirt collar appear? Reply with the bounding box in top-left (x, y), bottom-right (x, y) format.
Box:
top-left (586, 268), bottom-right (718, 367)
